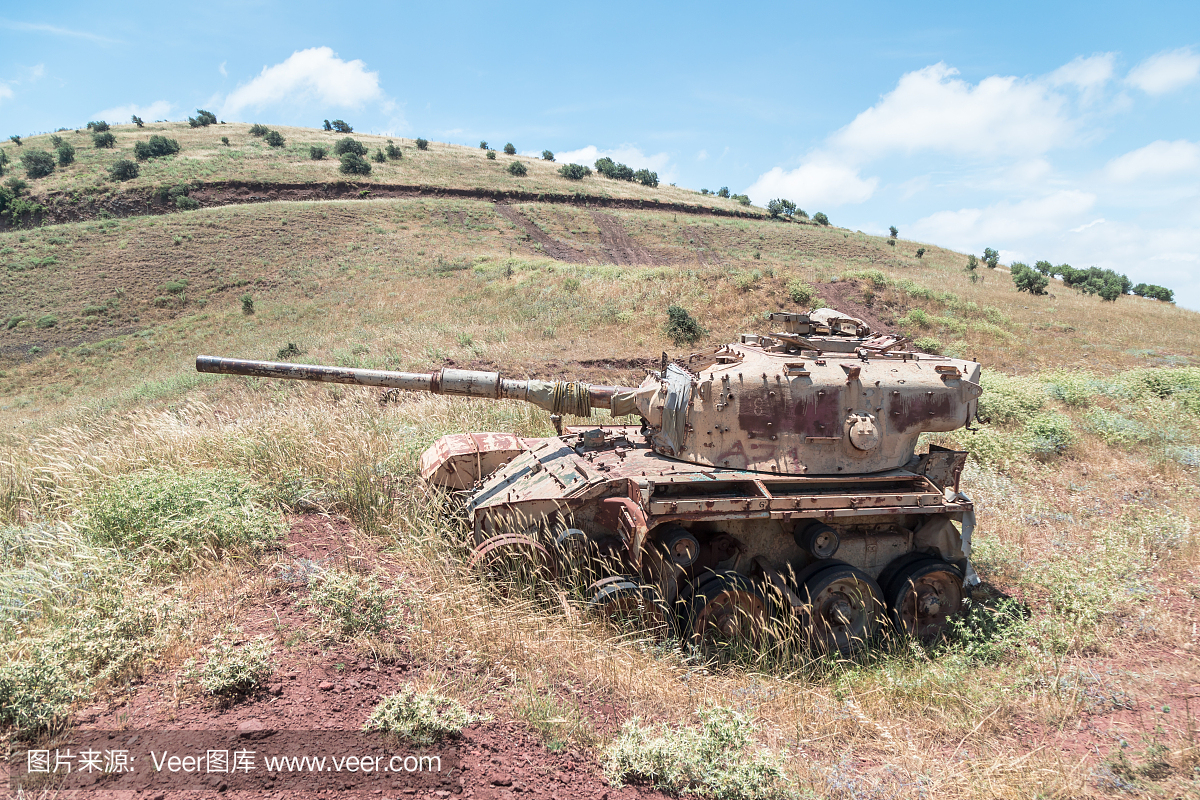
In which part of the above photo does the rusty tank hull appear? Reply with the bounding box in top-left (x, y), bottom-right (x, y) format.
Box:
top-left (198, 308), bottom-right (983, 652)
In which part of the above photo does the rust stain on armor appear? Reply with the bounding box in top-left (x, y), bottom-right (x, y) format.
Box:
top-left (737, 387), bottom-right (842, 437)
top-left (889, 391), bottom-right (955, 433)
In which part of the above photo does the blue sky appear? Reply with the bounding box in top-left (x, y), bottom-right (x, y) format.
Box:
top-left (3, 1), bottom-right (1199, 308)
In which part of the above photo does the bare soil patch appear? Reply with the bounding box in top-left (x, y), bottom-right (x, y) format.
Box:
top-left (494, 205), bottom-right (589, 264)
top-left (588, 211), bottom-right (662, 266)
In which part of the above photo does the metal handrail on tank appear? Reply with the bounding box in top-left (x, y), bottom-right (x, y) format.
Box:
top-left (195, 355), bottom-right (633, 417)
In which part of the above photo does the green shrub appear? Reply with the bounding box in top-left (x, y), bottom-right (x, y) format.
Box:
top-left (734, 270), bottom-right (762, 291)
top-left (541, 149), bottom-right (554, 161)
top-left (717, 187), bottom-right (730, 197)
top-left (21, 150), bottom-right (55, 178)
top-left (965, 254), bottom-right (978, 272)
top-left (915, 247), bottom-right (926, 258)
top-left (133, 135), bottom-right (180, 160)
top-left (87, 120), bottom-right (110, 132)
top-left (558, 163), bottom-right (591, 180)
top-left (241, 294), bottom-right (254, 315)
top-left (372, 148), bottom-right (387, 163)
top-left (176, 195), bottom-right (200, 210)
top-left (899, 308), bottom-right (930, 327)
top-left (1026, 412), bottom-right (1075, 456)
top-left (1, 175), bottom-right (19, 194)
top-left (634, 168), bottom-right (658, 187)
top-left (108, 160), bottom-right (139, 181)
top-left (1058, 266), bottom-right (1130, 301)
top-left (1132, 283), bottom-right (1174, 302)
top-left (385, 141), bottom-right (403, 160)
top-left (812, 211), bottom-right (829, 225)
top-left (8, 135), bottom-right (20, 146)
top-left (82, 469), bottom-right (282, 569)
top-left (507, 160), bottom-right (527, 176)
top-left (1034, 260), bottom-right (1053, 275)
top-left (364, 688), bottom-right (476, 744)
top-left (732, 194), bottom-right (751, 205)
top-left (263, 130), bottom-right (285, 147)
top-left (188, 109), bottom-right (217, 127)
top-left (416, 138), bottom-right (429, 150)
top-left (786, 279), bottom-right (814, 306)
top-left (56, 142), bottom-right (75, 166)
top-left (483, 149), bottom-right (494, 160)
top-left (665, 305), bottom-right (706, 346)
top-left (162, 279), bottom-right (188, 294)
top-left (249, 123), bottom-right (269, 136)
top-left (36, 314), bottom-right (58, 328)
top-left (503, 142), bottom-right (516, 155)
top-left (978, 373), bottom-right (1046, 424)
top-left (766, 198), bottom-right (796, 218)
top-left (0, 649), bottom-right (78, 734)
top-left (595, 157), bottom-right (634, 180)
top-left (339, 152), bottom-right (372, 175)
top-left (331, 119), bottom-right (353, 133)
top-left (132, 114), bottom-right (144, 128)
top-left (889, 225), bottom-right (898, 238)
top-left (334, 137), bottom-right (367, 156)
top-left (323, 120), bottom-right (332, 131)
top-left (304, 569), bottom-right (396, 636)
top-left (1084, 409), bottom-right (1152, 446)
top-left (220, 136), bottom-right (230, 146)
top-left (191, 634), bottom-right (274, 695)
top-left (983, 247), bottom-right (1000, 269)
top-left (479, 140), bottom-right (489, 150)
top-left (92, 131), bottom-right (116, 149)
top-left (1011, 262), bottom-right (1049, 295)
top-left (913, 336), bottom-right (943, 354)
top-left (603, 707), bottom-right (792, 800)
top-left (309, 145), bottom-right (327, 160)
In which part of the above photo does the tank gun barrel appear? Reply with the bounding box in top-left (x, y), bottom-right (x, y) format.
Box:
top-left (196, 355), bottom-right (632, 416)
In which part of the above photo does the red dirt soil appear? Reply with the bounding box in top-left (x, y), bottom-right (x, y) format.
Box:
top-left (44, 516), bottom-right (674, 800)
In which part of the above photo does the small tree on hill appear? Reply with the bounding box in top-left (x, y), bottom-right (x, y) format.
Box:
top-left (507, 160), bottom-right (527, 176)
top-left (717, 187), bottom-right (729, 197)
top-left (109, 159), bottom-right (139, 181)
top-left (134, 135), bottom-right (181, 160)
top-left (188, 109), bottom-right (217, 127)
top-left (486, 150), bottom-right (496, 160)
top-left (87, 121), bottom-right (110, 132)
top-left (541, 150), bottom-right (554, 161)
top-left (310, 145), bottom-right (327, 160)
top-left (1132, 283), bottom-right (1174, 302)
top-left (1034, 260), bottom-right (1053, 275)
top-left (334, 137), bottom-right (367, 157)
top-left (385, 141), bottom-right (402, 160)
top-left (132, 115), bottom-right (144, 128)
top-left (813, 212), bottom-right (830, 226)
top-left (93, 132), bottom-right (116, 149)
top-left (503, 143), bottom-right (516, 155)
top-left (558, 163), bottom-right (591, 180)
top-left (331, 120), bottom-right (352, 133)
top-left (982, 248), bottom-right (1000, 269)
top-left (339, 152), bottom-right (371, 175)
top-left (56, 142), bottom-right (75, 166)
top-left (323, 120), bottom-right (333, 131)
top-left (372, 148), bottom-right (387, 163)
top-left (767, 198), bottom-right (797, 219)
top-left (479, 141), bottom-right (489, 150)
top-left (889, 225), bottom-right (898, 238)
top-left (1010, 262), bottom-right (1049, 295)
top-left (665, 305), bottom-right (706, 346)
top-left (21, 150), bottom-right (55, 178)
top-left (915, 247), bottom-right (925, 259)
top-left (9, 135), bottom-right (21, 146)
top-left (634, 169), bottom-right (658, 187)
top-left (416, 138), bottom-right (429, 150)
top-left (249, 124), bottom-right (269, 137)
top-left (264, 130), bottom-right (285, 147)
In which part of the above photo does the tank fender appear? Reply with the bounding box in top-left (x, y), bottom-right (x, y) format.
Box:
top-left (596, 497), bottom-right (650, 569)
top-left (419, 432), bottom-right (539, 490)
top-left (912, 501), bottom-right (979, 586)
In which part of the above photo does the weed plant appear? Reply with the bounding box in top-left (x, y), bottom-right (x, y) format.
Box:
top-left (364, 687), bottom-right (478, 744)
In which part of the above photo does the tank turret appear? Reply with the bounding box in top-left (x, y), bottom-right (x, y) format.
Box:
top-left (197, 308), bottom-right (983, 653)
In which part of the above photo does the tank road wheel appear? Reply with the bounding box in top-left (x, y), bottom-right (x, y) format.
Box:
top-left (468, 534), bottom-right (557, 586)
top-left (586, 577), bottom-right (674, 637)
top-left (884, 558), bottom-right (964, 642)
top-left (799, 564), bottom-right (883, 654)
top-left (689, 571), bottom-right (768, 647)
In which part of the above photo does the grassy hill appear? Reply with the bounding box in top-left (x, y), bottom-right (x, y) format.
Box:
top-left (1, 122), bottom-right (1198, 799)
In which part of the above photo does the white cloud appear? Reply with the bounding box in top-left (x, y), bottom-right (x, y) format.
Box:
top-left (0, 84), bottom-right (12, 104)
top-left (552, 144), bottom-right (671, 173)
top-left (831, 63), bottom-right (1073, 160)
top-left (697, 149), bottom-right (708, 161)
top-left (92, 100), bottom-right (173, 123)
top-left (909, 190), bottom-right (1096, 246)
top-left (1049, 53), bottom-right (1116, 91)
top-left (1127, 48), bottom-right (1200, 95)
top-left (1104, 139), bottom-right (1200, 182)
top-left (219, 61), bottom-right (227, 77)
top-left (745, 158), bottom-right (878, 208)
top-left (1070, 218), bottom-right (1106, 233)
top-left (0, 19), bottom-right (118, 44)
top-left (220, 47), bottom-right (382, 118)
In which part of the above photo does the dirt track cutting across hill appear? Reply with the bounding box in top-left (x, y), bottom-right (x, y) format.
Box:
top-left (7, 181), bottom-right (768, 230)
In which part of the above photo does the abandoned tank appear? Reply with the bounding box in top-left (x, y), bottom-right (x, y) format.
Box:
top-left (197, 308), bottom-right (983, 652)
